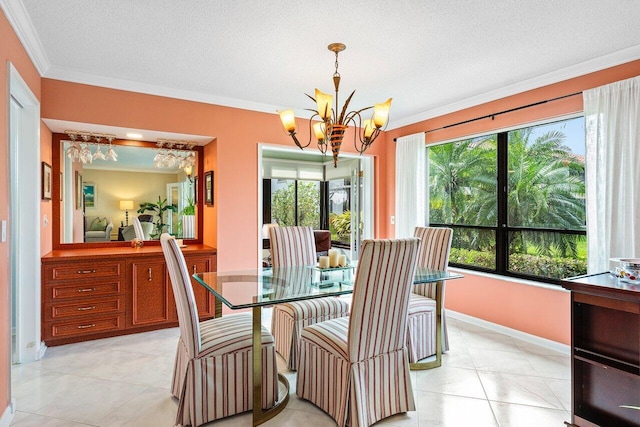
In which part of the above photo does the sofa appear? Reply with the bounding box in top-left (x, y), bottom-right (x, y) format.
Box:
top-left (84, 216), bottom-right (114, 242)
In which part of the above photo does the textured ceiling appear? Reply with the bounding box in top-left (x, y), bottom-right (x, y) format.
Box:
top-left (5, 0), bottom-right (640, 130)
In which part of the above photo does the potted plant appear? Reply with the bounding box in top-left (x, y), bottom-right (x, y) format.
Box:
top-left (181, 196), bottom-right (196, 238)
top-left (137, 196), bottom-right (177, 238)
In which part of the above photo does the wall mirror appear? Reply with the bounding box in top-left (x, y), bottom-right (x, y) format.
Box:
top-left (51, 131), bottom-right (207, 248)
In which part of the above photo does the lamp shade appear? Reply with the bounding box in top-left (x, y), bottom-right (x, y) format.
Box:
top-left (119, 200), bottom-right (134, 210)
top-left (315, 89), bottom-right (333, 120)
top-left (362, 119), bottom-right (375, 139)
top-left (373, 98), bottom-right (392, 128)
top-left (278, 110), bottom-right (297, 133)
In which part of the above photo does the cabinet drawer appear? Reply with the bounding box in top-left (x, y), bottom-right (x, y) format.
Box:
top-left (45, 262), bottom-right (122, 282)
top-left (45, 297), bottom-right (122, 321)
top-left (48, 281), bottom-right (122, 301)
top-left (47, 315), bottom-right (124, 338)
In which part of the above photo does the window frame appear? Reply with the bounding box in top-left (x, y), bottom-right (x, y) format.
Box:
top-left (428, 115), bottom-right (587, 285)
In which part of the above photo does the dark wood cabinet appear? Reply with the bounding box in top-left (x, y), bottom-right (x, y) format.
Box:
top-left (42, 244), bottom-right (217, 346)
top-left (129, 260), bottom-right (171, 326)
top-left (561, 273), bottom-right (640, 427)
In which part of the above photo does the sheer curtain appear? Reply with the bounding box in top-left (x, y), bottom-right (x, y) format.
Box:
top-left (395, 132), bottom-right (426, 238)
top-left (584, 76), bottom-right (640, 273)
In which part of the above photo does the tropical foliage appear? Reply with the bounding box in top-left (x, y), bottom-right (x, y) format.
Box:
top-left (430, 124), bottom-right (587, 279)
top-left (137, 196), bottom-right (177, 237)
top-left (271, 181), bottom-right (320, 227)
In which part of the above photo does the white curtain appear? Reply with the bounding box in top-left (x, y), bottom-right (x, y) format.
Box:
top-left (584, 76), bottom-right (640, 273)
top-left (395, 132), bottom-right (426, 238)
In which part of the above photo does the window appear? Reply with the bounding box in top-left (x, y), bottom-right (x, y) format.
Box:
top-left (428, 116), bottom-right (587, 283)
top-left (265, 179), bottom-right (320, 229)
top-left (328, 177), bottom-right (352, 246)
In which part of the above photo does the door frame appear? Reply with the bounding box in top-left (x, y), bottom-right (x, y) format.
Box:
top-left (257, 143), bottom-right (374, 266)
top-left (8, 62), bottom-right (43, 370)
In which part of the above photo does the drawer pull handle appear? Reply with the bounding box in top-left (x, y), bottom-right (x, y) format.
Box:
top-left (77, 324), bottom-right (96, 329)
top-left (148, 268), bottom-right (152, 282)
top-left (77, 306), bottom-right (96, 311)
top-left (77, 269), bottom-right (96, 274)
top-left (77, 288), bottom-right (96, 293)
top-left (193, 265), bottom-right (197, 274)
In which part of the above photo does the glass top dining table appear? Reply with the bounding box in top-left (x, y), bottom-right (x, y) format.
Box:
top-left (194, 265), bottom-right (462, 309)
top-left (193, 265), bottom-right (463, 426)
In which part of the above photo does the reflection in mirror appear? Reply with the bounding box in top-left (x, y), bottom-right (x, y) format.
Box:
top-left (59, 138), bottom-right (199, 244)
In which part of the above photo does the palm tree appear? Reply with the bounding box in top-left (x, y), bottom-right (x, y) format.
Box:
top-left (429, 136), bottom-right (497, 251)
top-left (506, 128), bottom-right (585, 257)
top-left (428, 127), bottom-right (585, 261)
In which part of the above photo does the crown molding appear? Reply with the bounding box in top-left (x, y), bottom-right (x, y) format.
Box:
top-left (387, 44), bottom-right (640, 130)
top-left (44, 64), bottom-right (283, 116)
top-left (0, 0), bottom-right (50, 75)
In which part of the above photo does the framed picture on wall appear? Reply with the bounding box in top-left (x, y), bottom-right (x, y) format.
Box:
top-left (75, 171), bottom-right (83, 210)
top-left (204, 171), bottom-right (214, 206)
top-left (83, 182), bottom-right (97, 209)
top-left (60, 172), bottom-right (63, 201)
top-left (41, 162), bottom-right (52, 200)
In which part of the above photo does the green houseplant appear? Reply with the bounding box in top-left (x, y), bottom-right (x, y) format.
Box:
top-left (137, 196), bottom-right (177, 237)
top-left (179, 196), bottom-right (196, 238)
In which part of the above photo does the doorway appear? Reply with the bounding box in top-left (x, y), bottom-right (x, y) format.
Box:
top-left (8, 63), bottom-right (43, 367)
top-left (258, 144), bottom-right (374, 265)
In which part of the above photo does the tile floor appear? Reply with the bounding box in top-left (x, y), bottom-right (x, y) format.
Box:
top-left (9, 314), bottom-right (571, 426)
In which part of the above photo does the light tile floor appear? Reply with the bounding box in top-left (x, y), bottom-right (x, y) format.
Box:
top-left (9, 315), bottom-right (571, 426)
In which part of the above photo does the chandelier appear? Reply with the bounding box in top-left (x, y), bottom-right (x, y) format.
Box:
top-left (278, 43), bottom-right (392, 167)
top-left (65, 130), bottom-right (118, 164)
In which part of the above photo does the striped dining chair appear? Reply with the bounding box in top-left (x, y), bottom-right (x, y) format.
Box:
top-left (269, 225), bottom-right (350, 370)
top-left (296, 238), bottom-right (420, 427)
top-left (406, 226), bottom-right (453, 362)
top-left (160, 234), bottom-right (278, 427)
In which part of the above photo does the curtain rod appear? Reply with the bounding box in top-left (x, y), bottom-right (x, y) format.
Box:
top-left (393, 91), bottom-right (582, 141)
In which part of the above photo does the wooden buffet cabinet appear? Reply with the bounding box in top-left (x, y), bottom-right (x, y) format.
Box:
top-left (42, 244), bottom-right (218, 346)
top-left (561, 272), bottom-right (640, 427)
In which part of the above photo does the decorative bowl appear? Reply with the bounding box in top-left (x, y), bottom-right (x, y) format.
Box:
top-left (613, 258), bottom-right (640, 283)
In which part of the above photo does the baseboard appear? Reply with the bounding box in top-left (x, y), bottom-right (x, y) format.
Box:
top-left (0, 399), bottom-right (16, 427)
top-left (448, 310), bottom-right (570, 355)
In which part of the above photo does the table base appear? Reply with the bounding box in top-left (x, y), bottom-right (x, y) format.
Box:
top-left (252, 306), bottom-right (290, 426)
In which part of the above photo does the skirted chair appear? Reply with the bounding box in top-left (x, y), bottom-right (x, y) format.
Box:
top-left (269, 225), bottom-right (350, 370)
top-left (406, 226), bottom-right (454, 362)
top-left (132, 216), bottom-right (145, 240)
top-left (160, 234), bottom-right (278, 426)
top-left (296, 238), bottom-right (420, 427)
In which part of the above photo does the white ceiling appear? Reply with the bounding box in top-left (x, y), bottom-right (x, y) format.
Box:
top-left (4, 0), bottom-right (640, 132)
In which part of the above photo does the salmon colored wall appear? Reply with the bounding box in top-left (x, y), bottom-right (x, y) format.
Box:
top-left (0, 7), bottom-right (43, 418)
top-left (385, 60), bottom-right (640, 345)
top-left (40, 79), bottom-right (388, 272)
top-left (202, 140), bottom-right (217, 247)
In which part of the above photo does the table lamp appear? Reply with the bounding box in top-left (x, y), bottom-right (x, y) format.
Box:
top-left (119, 200), bottom-right (134, 226)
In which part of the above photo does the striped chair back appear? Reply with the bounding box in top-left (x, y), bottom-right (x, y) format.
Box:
top-left (413, 227), bottom-right (453, 270)
top-left (160, 233), bottom-right (200, 359)
top-left (348, 238), bottom-right (420, 362)
top-left (132, 217), bottom-right (145, 240)
top-left (269, 226), bottom-right (316, 267)
top-left (270, 265), bottom-right (315, 298)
